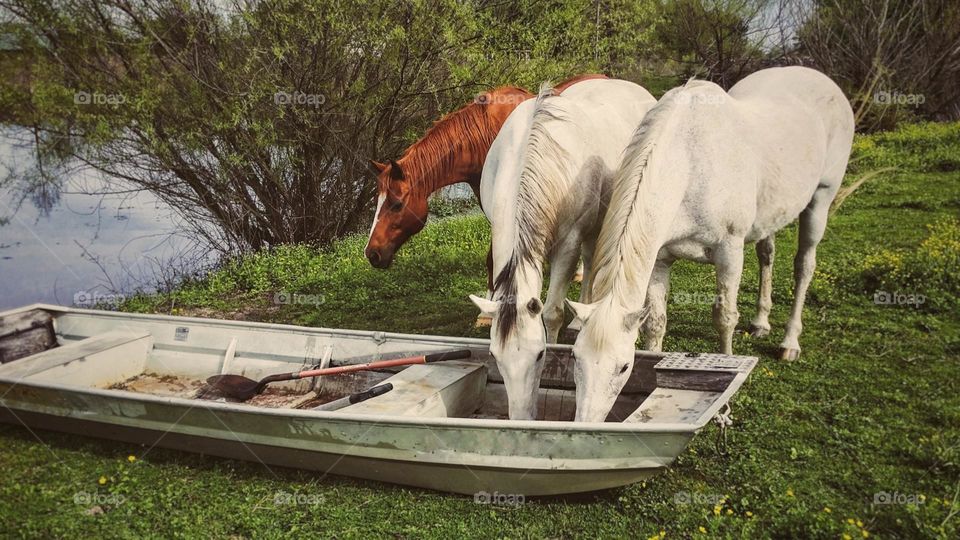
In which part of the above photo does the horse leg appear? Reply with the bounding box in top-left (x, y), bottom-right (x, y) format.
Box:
top-left (475, 244), bottom-right (494, 328)
top-left (566, 238), bottom-right (595, 335)
top-left (543, 245), bottom-right (582, 343)
top-left (749, 236), bottom-right (775, 337)
top-left (641, 260), bottom-right (672, 352)
top-left (780, 186), bottom-right (837, 360)
top-left (713, 241), bottom-right (745, 355)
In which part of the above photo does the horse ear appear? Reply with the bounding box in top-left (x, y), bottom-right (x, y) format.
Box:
top-left (565, 299), bottom-right (597, 322)
top-left (370, 160), bottom-right (388, 174)
top-left (469, 294), bottom-right (499, 317)
top-left (389, 160), bottom-right (404, 181)
top-left (622, 306), bottom-right (651, 330)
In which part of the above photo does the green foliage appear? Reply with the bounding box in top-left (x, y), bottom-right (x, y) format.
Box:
top-left (0, 0), bottom-right (662, 250)
top-left (857, 217), bottom-right (960, 313)
top-left (849, 122), bottom-right (960, 174)
top-left (654, 0), bottom-right (767, 88)
top-left (428, 195), bottom-right (479, 219)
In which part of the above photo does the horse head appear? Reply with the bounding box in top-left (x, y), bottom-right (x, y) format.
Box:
top-left (365, 160), bottom-right (428, 268)
top-left (567, 298), bottom-right (649, 422)
top-left (470, 292), bottom-right (546, 420)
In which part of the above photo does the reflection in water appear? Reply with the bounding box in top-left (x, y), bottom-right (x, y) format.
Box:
top-left (0, 127), bottom-right (215, 310)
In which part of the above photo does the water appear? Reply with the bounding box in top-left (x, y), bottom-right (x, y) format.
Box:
top-left (0, 128), bottom-right (213, 311)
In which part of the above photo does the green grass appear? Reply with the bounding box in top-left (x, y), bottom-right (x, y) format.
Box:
top-left (2, 124), bottom-right (959, 538)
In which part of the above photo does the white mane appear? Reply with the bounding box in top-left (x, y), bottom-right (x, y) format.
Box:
top-left (587, 80), bottom-right (716, 343)
top-left (512, 83), bottom-right (579, 264)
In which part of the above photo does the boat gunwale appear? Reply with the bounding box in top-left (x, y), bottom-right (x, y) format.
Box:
top-left (0, 303), bottom-right (755, 433)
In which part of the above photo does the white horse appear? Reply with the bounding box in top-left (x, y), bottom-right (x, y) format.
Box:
top-left (469, 79), bottom-right (656, 420)
top-left (567, 67), bottom-right (854, 422)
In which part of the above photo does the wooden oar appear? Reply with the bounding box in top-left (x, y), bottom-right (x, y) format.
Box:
top-left (205, 349), bottom-right (472, 401)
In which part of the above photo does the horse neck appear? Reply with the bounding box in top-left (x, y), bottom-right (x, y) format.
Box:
top-left (590, 105), bottom-right (691, 312)
top-left (398, 105), bottom-right (500, 198)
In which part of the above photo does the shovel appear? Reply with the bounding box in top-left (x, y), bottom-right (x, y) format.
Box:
top-left (205, 349), bottom-right (472, 401)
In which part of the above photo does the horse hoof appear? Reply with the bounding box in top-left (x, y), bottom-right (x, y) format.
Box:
top-left (779, 347), bottom-right (800, 361)
top-left (748, 324), bottom-right (770, 338)
top-left (475, 316), bottom-right (492, 328)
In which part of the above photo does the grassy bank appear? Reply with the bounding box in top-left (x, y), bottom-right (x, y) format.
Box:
top-left (1, 123), bottom-right (959, 538)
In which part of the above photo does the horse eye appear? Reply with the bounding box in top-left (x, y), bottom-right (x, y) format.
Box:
top-left (535, 350), bottom-right (545, 362)
top-left (619, 364), bottom-right (630, 375)
top-left (390, 201), bottom-right (403, 212)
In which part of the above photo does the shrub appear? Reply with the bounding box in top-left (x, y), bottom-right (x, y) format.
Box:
top-left (849, 122), bottom-right (960, 175)
top-left (858, 217), bottom-right (960, 312)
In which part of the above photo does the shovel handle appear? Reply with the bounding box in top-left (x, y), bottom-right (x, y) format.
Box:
top-left (293, 349), bottom-right (471, 379)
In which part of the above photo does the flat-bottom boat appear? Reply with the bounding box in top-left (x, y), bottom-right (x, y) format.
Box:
top-left (0, 304), bottom-right (756, 496)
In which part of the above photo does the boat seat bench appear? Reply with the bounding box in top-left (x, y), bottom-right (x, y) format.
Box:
top-left (0, 330), bottom-right (154, 387)
top-left (339, 361), bottom-right (487, 418)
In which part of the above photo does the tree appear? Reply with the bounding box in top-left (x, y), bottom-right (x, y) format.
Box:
top-left (655, 0), bottom-right (780, 88)
top-left (797, 0), bottom-right (960, 130)
top-left (0, 0), bottom-right (628, 252)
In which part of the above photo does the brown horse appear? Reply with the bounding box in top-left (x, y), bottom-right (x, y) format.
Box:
top-left (365, 74), bottom-right (608, 273)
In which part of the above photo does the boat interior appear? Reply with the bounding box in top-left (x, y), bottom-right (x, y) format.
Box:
top-left (0, 306), bottom-right (755, 426)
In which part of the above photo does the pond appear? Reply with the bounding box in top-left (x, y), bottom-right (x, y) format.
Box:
top-left (0, 128), bottom-right (214, 311)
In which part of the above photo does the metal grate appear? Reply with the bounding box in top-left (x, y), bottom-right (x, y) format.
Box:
top-left (655, 352), bottom-right (757, 373)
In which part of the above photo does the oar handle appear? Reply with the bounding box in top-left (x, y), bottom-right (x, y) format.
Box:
top-left (294, 349), bottom-right (471, 379)
top-left (424, 349), bottom-right (472, 363)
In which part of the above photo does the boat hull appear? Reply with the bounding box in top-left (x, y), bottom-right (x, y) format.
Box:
top-left (0, 304), bottom-right (754, 496)
top-left (0, 382), bottom-right (691, 495)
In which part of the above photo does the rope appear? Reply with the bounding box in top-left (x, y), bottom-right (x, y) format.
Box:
top-left (714, 403), bottom-right (733, 456)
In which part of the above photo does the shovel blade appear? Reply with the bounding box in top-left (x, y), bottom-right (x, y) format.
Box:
top-left (205, 374), bottom-right (262, 401)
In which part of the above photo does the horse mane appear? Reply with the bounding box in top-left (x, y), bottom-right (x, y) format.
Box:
top-left (494, 83), bottom-right (578, 343)
top-left (397, 86), bottom-right (530, 194)
top-left (587, 81), bottom-right (713, 340)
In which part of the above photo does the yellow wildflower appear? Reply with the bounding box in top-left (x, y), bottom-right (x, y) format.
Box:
top-left (698, 526), bottom-right (707, 534)
top-left (726, 509), bottom-right (734, 515)
top-left (786, 488), bottom-right (794, 497)
top-left (862, 531), bottom-right (869, 539)
top-left (847, 518), bottom-right (855, 525)
top-left (746, 511), bottom-right (753, 517)
top-left (843, 535), bottom-right (852, 540)
top-left (127, 455), bottom-right (136, 463)
top-left (856, 520), bottom-right (863, 528)
top-left (713, 505), bottom-right (722, 516)
top-left (98, 476), bottom-right (107, 485)
top-left (823, 507), bottom-right (832, 513)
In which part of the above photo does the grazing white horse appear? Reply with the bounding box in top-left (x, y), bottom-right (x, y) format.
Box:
top-left (567, 67), bottom-right (854, 422)
top-left (469, 79), bottom-right (656, 420)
